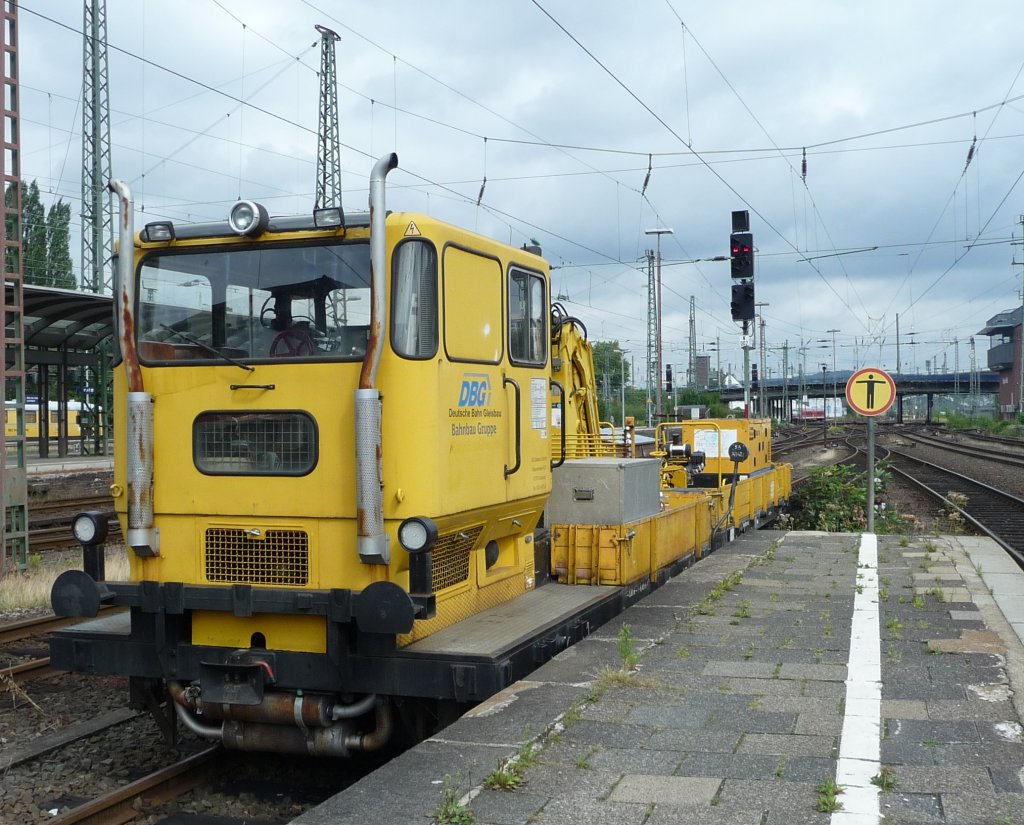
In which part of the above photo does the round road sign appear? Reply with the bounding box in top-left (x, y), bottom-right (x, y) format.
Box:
top-left (845, 367), bottom-right (896, 417)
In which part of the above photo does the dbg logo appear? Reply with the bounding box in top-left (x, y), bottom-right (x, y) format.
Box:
top-left (458, 373), bottom-right (491, 407)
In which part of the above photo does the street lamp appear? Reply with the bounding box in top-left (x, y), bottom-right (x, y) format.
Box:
top-left (645, 227), bottom-right (673, 421)
top-left (821, 364), bottom-right (828, 447)
top-left (827, 328), bottom-right (840, 418)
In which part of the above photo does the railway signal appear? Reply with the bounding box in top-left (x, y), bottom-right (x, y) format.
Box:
top-left (731, 282), bottom-right (755, 321)
top-left (730, 232), bottom-right (753, 279)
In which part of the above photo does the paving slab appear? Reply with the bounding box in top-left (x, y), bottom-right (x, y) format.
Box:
top-left (290, 531), bottom-right (1024, 825)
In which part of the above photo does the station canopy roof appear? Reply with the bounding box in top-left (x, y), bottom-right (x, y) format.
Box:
top-left (9, 285), bottom-right (114, 365)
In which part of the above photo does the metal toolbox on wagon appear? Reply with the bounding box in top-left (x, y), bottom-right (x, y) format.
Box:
top-left (546, 458), bottom-right (661, 526)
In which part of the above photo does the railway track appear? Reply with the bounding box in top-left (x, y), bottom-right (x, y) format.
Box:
top-left (47, 745), bottom-right (226, 825)
top-left (25, 494), bottom-right (119, 553)
top-left (884, 444), bottom-right (1024, 566)
top-left (895, 430), bottom-right (1024, 468)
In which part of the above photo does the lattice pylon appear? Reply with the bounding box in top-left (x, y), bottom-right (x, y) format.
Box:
top-left (2, 0), bottom-right (29, 571)
top-left (315, 24), bottom-right (343, 212)
top-left (81, 0), bottom-right (113, 295)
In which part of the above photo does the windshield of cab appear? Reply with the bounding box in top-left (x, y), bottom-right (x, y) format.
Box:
top-left (137, 241), bottom-right (371, 363)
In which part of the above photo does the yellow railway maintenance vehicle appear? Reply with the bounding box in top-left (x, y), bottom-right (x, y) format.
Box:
top-left (51, 154), bottom-right (790, 757)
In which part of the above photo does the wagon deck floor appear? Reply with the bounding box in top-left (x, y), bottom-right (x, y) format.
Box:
top-left (402, 582), bottom-right (616, 658)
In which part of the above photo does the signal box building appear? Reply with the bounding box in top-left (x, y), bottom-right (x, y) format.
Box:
top-left (978, 307), bottom-right (1023, 418)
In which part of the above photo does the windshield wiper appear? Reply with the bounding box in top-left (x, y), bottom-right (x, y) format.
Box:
top-left (158, 324), bottom-right (254, 373)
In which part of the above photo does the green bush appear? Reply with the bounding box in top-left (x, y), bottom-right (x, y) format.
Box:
top-left (788, 461), bottom-right (911, 534)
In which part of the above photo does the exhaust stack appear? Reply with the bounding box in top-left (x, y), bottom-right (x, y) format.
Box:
top-left (108, 179), bottom-right (159, 557)
top-left (355, 153), bottom-right (398, 565)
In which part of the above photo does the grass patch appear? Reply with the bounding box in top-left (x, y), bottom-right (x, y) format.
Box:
top-left (0, 545), bottom-right (129, 612)
top-left (483, 739), bottom-right (541, 792)
top-left (431, 774), bottom-right (475, 824)
top-left (871, 766), bottom-right (897, 792)
top-left (815, 776), bottom-right (844, 812)
top-left (617, 624), bottom-right (639, 671)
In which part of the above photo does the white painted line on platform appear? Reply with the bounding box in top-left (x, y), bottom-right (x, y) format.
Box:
top-left (831, 533), bottom-right (880, 825)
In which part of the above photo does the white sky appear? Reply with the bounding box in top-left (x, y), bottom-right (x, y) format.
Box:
top-left (15, 1), bottom-right (1024, 382)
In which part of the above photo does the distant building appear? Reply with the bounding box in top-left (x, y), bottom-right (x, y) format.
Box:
top-left (695, 354), bottom-right (711, 389)
top-left (977, 307), bottom-right (1022, 418)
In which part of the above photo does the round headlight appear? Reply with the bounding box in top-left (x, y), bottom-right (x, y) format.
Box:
top-left (228, 200), bottom-right (269, 237)
top-left (398, 517), bottom-right (438, 553)
top-left (72, 511), bottom-right (108, 545)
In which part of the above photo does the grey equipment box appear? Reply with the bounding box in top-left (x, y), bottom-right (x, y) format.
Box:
top-left (546, 457), bottom-right (661, 526)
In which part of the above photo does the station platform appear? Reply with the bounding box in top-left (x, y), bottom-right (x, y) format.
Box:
top-left (293, 531), bottom-right (1024, 825)
top-left (26, 454), bottom-right (113, 475)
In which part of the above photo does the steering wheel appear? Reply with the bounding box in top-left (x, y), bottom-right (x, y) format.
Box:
top-left (270, 328), bottom-right (316, 357)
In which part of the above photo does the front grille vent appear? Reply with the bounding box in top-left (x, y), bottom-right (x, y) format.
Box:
top-left (205, 528), bottom-right (309, 586)
top-left (431, 525), bottom-right (483, 591)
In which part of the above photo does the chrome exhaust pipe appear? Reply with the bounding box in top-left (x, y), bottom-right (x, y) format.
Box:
top-left (355, 152), bottom-right (398, 565)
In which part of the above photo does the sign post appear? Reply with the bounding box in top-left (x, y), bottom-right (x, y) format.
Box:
top-left (845, 367), bottom-right (897, 533)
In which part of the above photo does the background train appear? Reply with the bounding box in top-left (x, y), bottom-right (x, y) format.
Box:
top-left (4, 400), bottom-right (84, 439)
top-left (49, 156), bottom-right (791, 758)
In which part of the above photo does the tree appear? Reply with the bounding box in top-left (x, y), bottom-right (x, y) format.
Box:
top-left (4, 181), bottom-right (19, 277)
top-left (592, 340), bottom-right (631, 422)
top-left (45, 200), bottom-right (75, 289)
top-left (21, 180), bottom-right (46, 285)
top-left (13, 180), bottom-right (75, 288)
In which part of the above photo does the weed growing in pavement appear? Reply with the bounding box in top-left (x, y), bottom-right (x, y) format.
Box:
top-left (885, 617), bottom-right (903, 640)
top-left (695, 599), bottom-right (716, 615)
top-left (939, 492), bottom-right (968, 534)
top-left (815, 777), bottom-right (844, 812)
top-left (925, 587), bottom-right (946, 603)
top-left (886, 644), bottom-right (900, 663)
top-left (484, 761), bottom-right (523, 791)
top-left (752, 542), bottom-right (778, 566)
top-left (899, 536), bottom-right (910, 546)
top-left (733, 600), bottom-right (751, 619)
top-left (913, 593), bottom-right (925, 609)
top-left (871, 766), bottom-right (898, 792)
top-left (617, 624), bottom-right (639, 671)
top-left (563, 700), bottom-right (584, 726)
top-left (710, 570), bottom-right (744, 600)
top-left (483, 734), bottom-right (543, 792)
top-left (431, 775), bottom-right (475, 824)
top-left (676, 646), bottom-right (691, 660)
top-left (743, 643), bottom-right (756, 660)
top-left (879, 586), bottom-right (889, 601)
top-left (575, 747), bottom-right (598, 770)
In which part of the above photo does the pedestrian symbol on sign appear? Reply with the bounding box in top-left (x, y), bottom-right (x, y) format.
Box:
top-left (845, 367), bottom-right (896, 417)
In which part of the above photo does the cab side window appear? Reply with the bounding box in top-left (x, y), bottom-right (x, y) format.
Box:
top-left (509, 268), bottom-right (546, 366)
top-left (391, 240), bottom-right (438, 358)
